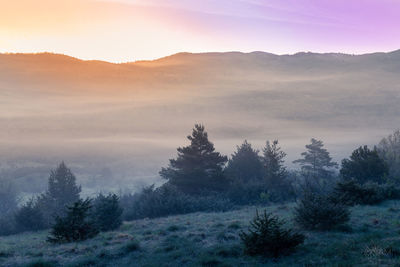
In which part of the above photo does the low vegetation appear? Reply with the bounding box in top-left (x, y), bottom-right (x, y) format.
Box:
top-left (47, 199), bottom-right (99, 243)
top-left (240, 210), bottom-right (305, 258)
top-left (1, 201), bottom-right (400, 266)
top-left (92, 194), bottom-right (123, 232)
top-left (295, 191), bottom-right (350, 231)
top-left (331, 180), bottom-right (400, 206)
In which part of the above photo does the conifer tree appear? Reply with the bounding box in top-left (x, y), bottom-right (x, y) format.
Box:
top-left (38, 162), bottom-right (81, 224)
top-left (293, 138), bottom-right (338, 183)
top-left (263, 140), bottom-right (287, 184)
top-left (225, 140), bottom-right (263, 183)
top-left (47, 198), bottom-right (98, 243)
top-left (160, 124), bottom-right (228, 194)
top-left (93, 193), bottom-right (123, 231)
top-left (262, 140), bottom-right (293, 200)
top-left (341, 146), bottom-right (388, 184)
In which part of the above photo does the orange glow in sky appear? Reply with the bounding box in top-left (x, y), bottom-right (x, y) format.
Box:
top-left (2, 0), bottom-right (400, 62)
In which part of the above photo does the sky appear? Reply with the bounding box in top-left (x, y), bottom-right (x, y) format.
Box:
top-left (1, 0), bottom-right (400, 62)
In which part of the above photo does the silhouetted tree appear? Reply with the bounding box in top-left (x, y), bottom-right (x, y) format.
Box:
top-left (160, 124), bottom-right (228, 194)
top-left (240, 210), bottom-right (305, 258)
top-left (47, 198), bottom-right (98, 243)
top-left (38, 162), bottom-right (81, 225)
top-left (340, 146), bottom-right (388, 184)
top-left (293, 138), bottom-right (338, 186)
top-left (225, 140), bottom-right (263, 183)
top-left (263, 140), bottom-right (287, 181)
top-left (262, 140), bottom-right (293, 200)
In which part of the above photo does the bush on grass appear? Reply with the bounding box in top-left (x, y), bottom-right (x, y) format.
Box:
top-left (240, 210), bottom-right (305, 258)
top-left (47, 199), bottom-right (99, 243)
top-left (295, 191), bottom-right (350, 231)
top-left (331, 180), bottom-right (400, 206)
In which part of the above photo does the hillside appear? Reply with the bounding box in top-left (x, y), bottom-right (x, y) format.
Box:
top-left (1, 201), bottom-right (400, 266)
top-left (1, 51), bottom-right (400, 192)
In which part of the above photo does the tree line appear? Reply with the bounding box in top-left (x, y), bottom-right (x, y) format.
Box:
top-left (1, 124), bottom-right (400, 242)
top-left (0, 162), bottom-right (123, 239)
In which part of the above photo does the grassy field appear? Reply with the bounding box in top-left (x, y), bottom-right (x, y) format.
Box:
top-left (1, 201), bottom-right (400, 267)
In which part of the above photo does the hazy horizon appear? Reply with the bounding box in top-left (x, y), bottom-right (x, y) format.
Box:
top-left (2, 50), bottom-right (400, 195)
top-left (2, 48), bottom-right (400, 64)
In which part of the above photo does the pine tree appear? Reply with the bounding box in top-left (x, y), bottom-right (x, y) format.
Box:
top-left (160, 124), bottom-right (228, 194)
top-left (47, 198), bottom-right (99, 243)
top-left (341, 146), bottom-right (388, 184)
top-left (294, 190), bottom-right (350, 231)
top-left (293, 138), bottom-right (338, 184)
top-left (263, 140), bottom-right (287, 184)
top-left (225, 140), bottom-right (263, 183)
top-left (93, 193), bottom-right (123, 231)
top-left (240, 210), bottom-right (305, 257)
top-left (262, 140), bottom-right (293, 201)
top-left (38, 162), bottom-right (81, 225)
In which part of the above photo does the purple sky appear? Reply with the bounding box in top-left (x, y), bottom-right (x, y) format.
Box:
top-left (1, 0), bottom-right (399, 61)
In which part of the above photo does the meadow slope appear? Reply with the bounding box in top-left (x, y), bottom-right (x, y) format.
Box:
top-left (1, 201), bottom-right (400, 267)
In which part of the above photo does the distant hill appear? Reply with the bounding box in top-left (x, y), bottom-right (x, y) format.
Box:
top-left (1, 50), bottom-right (400, 188)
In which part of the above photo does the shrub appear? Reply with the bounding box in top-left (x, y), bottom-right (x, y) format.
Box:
top-left (331, 180), bottom-right (400, 206)
top-left (341, 146), bottom-right (388, 184)
top-left (93, 193), bottom-right (123, 231)
top-left (294, 191), bottom-right (350, 231)
top-left (122, 184), bottom-right (232, 220)
top-left (240, 210), bottom-right (305, 258)
top-left (47, 199), bottom-right (99, 243)
top-left (15, 198), bottom-right (46, 232)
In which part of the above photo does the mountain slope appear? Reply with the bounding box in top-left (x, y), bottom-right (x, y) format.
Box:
top-left (1, 51), bottom-right (400, 188)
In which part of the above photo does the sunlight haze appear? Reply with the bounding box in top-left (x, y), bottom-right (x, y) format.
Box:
top-left (1, 0), bottom-right (400, 62)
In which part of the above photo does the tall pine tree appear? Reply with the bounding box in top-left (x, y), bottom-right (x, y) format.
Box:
top-left (38, 162), bottom-right (81, 225)
top-left (262, 140), bottom-right (293, 201)
top-left (263, 140), bottom-right (287, 184)
top-left (160, 124), bottom-right (228, 194)
top-left (293, 138), bottom-right (338, 185)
